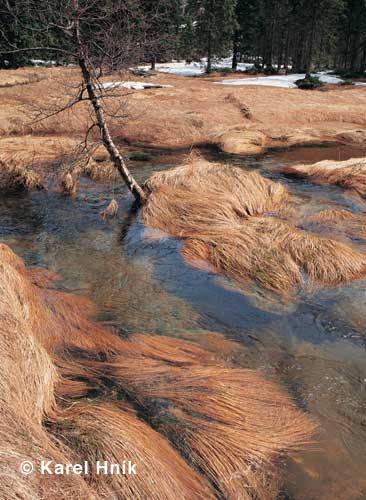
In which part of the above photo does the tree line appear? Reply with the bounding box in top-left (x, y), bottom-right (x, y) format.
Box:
top-left (1, 0), bottom-right (365, 75)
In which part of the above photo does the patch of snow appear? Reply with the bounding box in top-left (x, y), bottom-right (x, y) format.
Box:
top-left (30, 59), bottom-right (56, 66)
top-left (102, 81), bottom-right (173, 90)
top-left (151, 62), bottom-right (205, 77)
top-left (215, 73), bottom-right (349, 88)
top-left (317, 74), bottom-right (344, 84)
top-left (138, 59), bottom-right (254, 77)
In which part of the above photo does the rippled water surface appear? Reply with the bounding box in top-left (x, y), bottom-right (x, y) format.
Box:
top-left (1, 145), bottom-right (366, 499)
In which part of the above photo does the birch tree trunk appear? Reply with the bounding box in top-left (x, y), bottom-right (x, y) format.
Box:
top-left (73, 4), bottom-right (146, 204)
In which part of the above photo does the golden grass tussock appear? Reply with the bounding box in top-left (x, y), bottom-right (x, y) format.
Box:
top-left (82, 158), bottom-right (119, 182)
top-left (308, 209), bottom-right (366, 240)
top-left (277, 219), bottom-right (366, 284)
top-left (283, 157), bottom-right (366, 199)
top-left (144, 158), bottom-right (290, 220)
top-left (100, 198), bottom-right (119, 219)
top-left (60, 172), bottom-right (77, 195)
top-left (0, 243), bottom-right (316, 500)
top-left (0, 164), bottom-right (44, 191)
top-left (143, 158), bottom-right (366, 295)
top-left (0, 253), bottom-right (99, 499)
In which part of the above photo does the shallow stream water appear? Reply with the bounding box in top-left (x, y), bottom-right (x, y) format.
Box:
top-left (1, 144), bottom-right (366, 499)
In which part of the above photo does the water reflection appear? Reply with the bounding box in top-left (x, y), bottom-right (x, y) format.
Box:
top-left (0, 145), bottom-right (366, 499)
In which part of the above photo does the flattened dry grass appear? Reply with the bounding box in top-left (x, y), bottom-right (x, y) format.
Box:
top-left (50, 402), bottom-right (210, 500)
top-left (143, 158), bottom-right (366, 295)
top-left (0, 243), bottom-right (316, 500)
top-left (104, 350), bottom-right (315, 500)
top-left (283, 157), bottom-right (366, 199)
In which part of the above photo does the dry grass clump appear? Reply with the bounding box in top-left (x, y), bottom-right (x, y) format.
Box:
top-left (0, 164), bottom-right (44, 191)
top-left (0, 252), bottom-right (98, 500)
top-left (144, 158), bottom-right (290, 221)
top-left (59, 154), bottom-right (118, 195)
top-left (55, 149), bottom-right (121, 195)
top-left (100, 198), bottom-right (119, 219)
top-left (143, 158), bottom-right (366, 294)
top-left (0, 72), bottom-right (46, 88)
top-left (0, 243), bottom-right (316, 500)
top-left (60, 172), bottom-right (77, 195)
top-left (81, 158), bottom-right (119, 182)
top-left (277, 219), bottom-right (366, 284)
top-left (0, 68), bottom-right (49, 88)
top-left (311, 208), bottom-right (363, 221)
top-left (0, 135), bottom-right (80, 192)
top-left (0, 135), bottom-right (117, 195)
top-left (283, 157), bottom-right (366, 199)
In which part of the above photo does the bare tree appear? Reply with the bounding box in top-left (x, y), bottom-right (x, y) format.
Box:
top-left (1, 0), bottom-right (150, 202)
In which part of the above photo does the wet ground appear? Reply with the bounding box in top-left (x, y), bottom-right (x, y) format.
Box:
top-left (1, 144), bottom-right (366, 499)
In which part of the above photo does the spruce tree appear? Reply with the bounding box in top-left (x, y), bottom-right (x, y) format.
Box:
top-left (233, 0), bottom-right (263, 69)
top-left (187, 0), bottom-right (237, 72)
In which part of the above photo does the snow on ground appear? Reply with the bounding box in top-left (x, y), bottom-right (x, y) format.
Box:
top-left (216, 73), bottom-right (366, 88)
top-left (102, 81), bottom-right (173, 90)
top-left (139, 58), bottom-right (254, 77)
top-left (216, 73), bottom-right (343, 88)
top-left (30, 59), bottom-right (56, 66)
top-left (136, 59), bottom-right (365, 87)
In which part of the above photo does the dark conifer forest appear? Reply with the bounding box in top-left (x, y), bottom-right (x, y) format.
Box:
top-left (1, 0), bottom-right (365, 76)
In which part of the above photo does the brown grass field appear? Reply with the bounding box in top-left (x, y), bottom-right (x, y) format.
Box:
top-left (0, 65), bottom-right (366, 165)
top-left (143, 157), bottom-right (366, 295)
top-left (0, 242), bottom-right (317, 500)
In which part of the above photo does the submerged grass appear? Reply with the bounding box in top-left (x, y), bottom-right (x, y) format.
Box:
top-left (0, 243), bottom-right (316, 500)
top-left (308, 209), bottom-right (366, 241)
